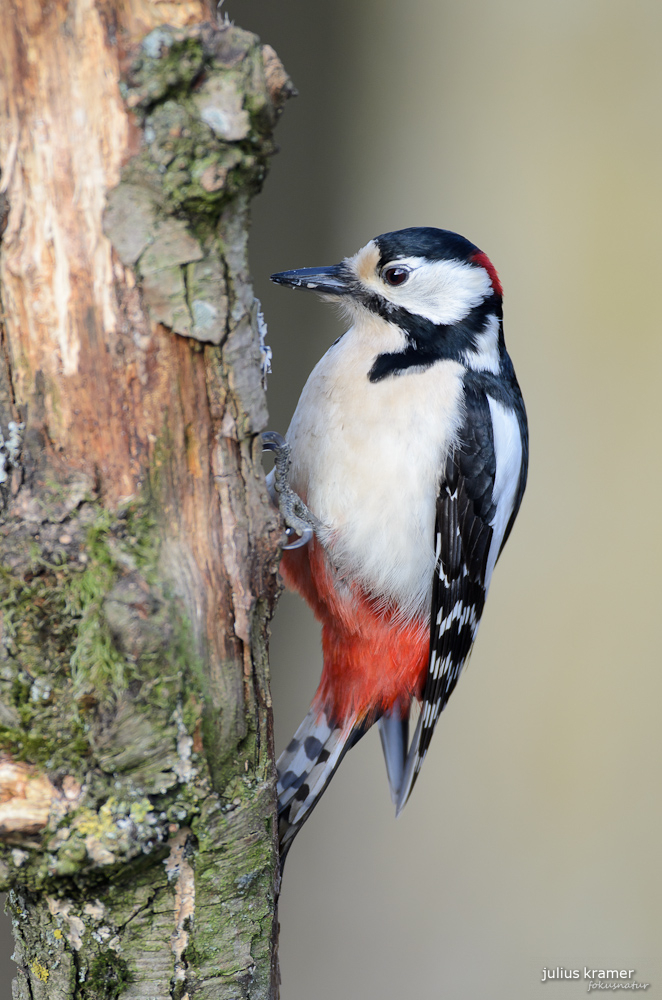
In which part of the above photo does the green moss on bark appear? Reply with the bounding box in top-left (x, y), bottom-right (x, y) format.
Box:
top-left (0, 503), bottom-right (173, 763)
top-left (0, 495), bottom-right (210, 885)
top-left (83, 952), bottom-right (132, 1000)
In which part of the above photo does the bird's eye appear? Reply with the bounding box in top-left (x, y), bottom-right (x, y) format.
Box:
top-left (383, 266), bottom-right (409, 287)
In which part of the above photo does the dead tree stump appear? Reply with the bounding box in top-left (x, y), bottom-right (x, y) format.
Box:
top-left (0, 3), bottom-right (293, 996)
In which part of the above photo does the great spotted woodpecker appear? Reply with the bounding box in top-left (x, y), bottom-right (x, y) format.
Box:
top-left (266, 227), bottom-right (528, 861)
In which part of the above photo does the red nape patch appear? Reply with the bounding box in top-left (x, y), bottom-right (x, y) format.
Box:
top-left (471, 251), bottom-right (503, 297)
top-left (280, 541), bottom-right (429, 727)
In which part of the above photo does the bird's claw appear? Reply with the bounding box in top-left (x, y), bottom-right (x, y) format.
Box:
top-left (261, 430), bottom-right (288, 454)
top-left (262, 431), bottom-right (323, 550)
top-left (283, 526), bottom-right (314, 550)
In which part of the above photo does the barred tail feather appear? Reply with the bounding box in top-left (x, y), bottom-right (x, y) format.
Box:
top-left (277, 707), bottom-right (364, 861)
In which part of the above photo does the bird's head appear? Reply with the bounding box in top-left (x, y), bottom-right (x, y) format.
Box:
top-left (271, 227), bottom-right (505, 378)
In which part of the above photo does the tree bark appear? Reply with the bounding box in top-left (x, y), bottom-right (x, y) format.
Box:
top-left (0, 3), bottom-right (293, 997)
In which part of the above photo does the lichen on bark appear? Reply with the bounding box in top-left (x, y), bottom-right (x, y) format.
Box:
top-left (105, 22), bottom-right (290, 346)
top-left (0, 3), bottom-right (292, 997)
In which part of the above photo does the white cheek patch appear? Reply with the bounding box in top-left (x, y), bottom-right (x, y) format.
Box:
top-left (356, 255), bottom-right (494, 326)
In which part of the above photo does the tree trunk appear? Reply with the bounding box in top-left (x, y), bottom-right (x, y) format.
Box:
top-left (0, 3), bottom-right (293, 997)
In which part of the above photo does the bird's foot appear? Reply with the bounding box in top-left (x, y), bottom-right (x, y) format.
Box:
top-left (262, 431), bottom-right (324, 550)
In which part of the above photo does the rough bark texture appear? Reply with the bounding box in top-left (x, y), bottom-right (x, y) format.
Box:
top-left (0, 3), bottom-right (293, 997)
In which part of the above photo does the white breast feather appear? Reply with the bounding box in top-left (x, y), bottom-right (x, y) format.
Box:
top-left (286, 314), bottom-right (465, 621)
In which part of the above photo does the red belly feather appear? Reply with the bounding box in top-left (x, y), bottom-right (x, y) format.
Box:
top-left (280, 540), bottom-right (429, 726)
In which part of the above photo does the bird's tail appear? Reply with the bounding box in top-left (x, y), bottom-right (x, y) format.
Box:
top-left (277, 706), bottom-right (366, 863)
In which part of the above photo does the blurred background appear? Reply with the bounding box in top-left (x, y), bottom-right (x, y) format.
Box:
top-left (3, 1), bottom-right (662, 996)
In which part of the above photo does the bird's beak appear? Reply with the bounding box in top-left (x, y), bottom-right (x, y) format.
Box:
top-left (270, 264), bottom-right (351, 296)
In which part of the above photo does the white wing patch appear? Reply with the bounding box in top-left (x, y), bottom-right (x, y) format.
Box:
top-left (484, 395), bottom-right (524, 588)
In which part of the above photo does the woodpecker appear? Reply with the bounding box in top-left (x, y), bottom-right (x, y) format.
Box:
top-left (267, 227), bottom-right (528, 861)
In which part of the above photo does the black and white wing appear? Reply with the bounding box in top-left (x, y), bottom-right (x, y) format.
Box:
top-left (396, 377), bottom-right (527, 814)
